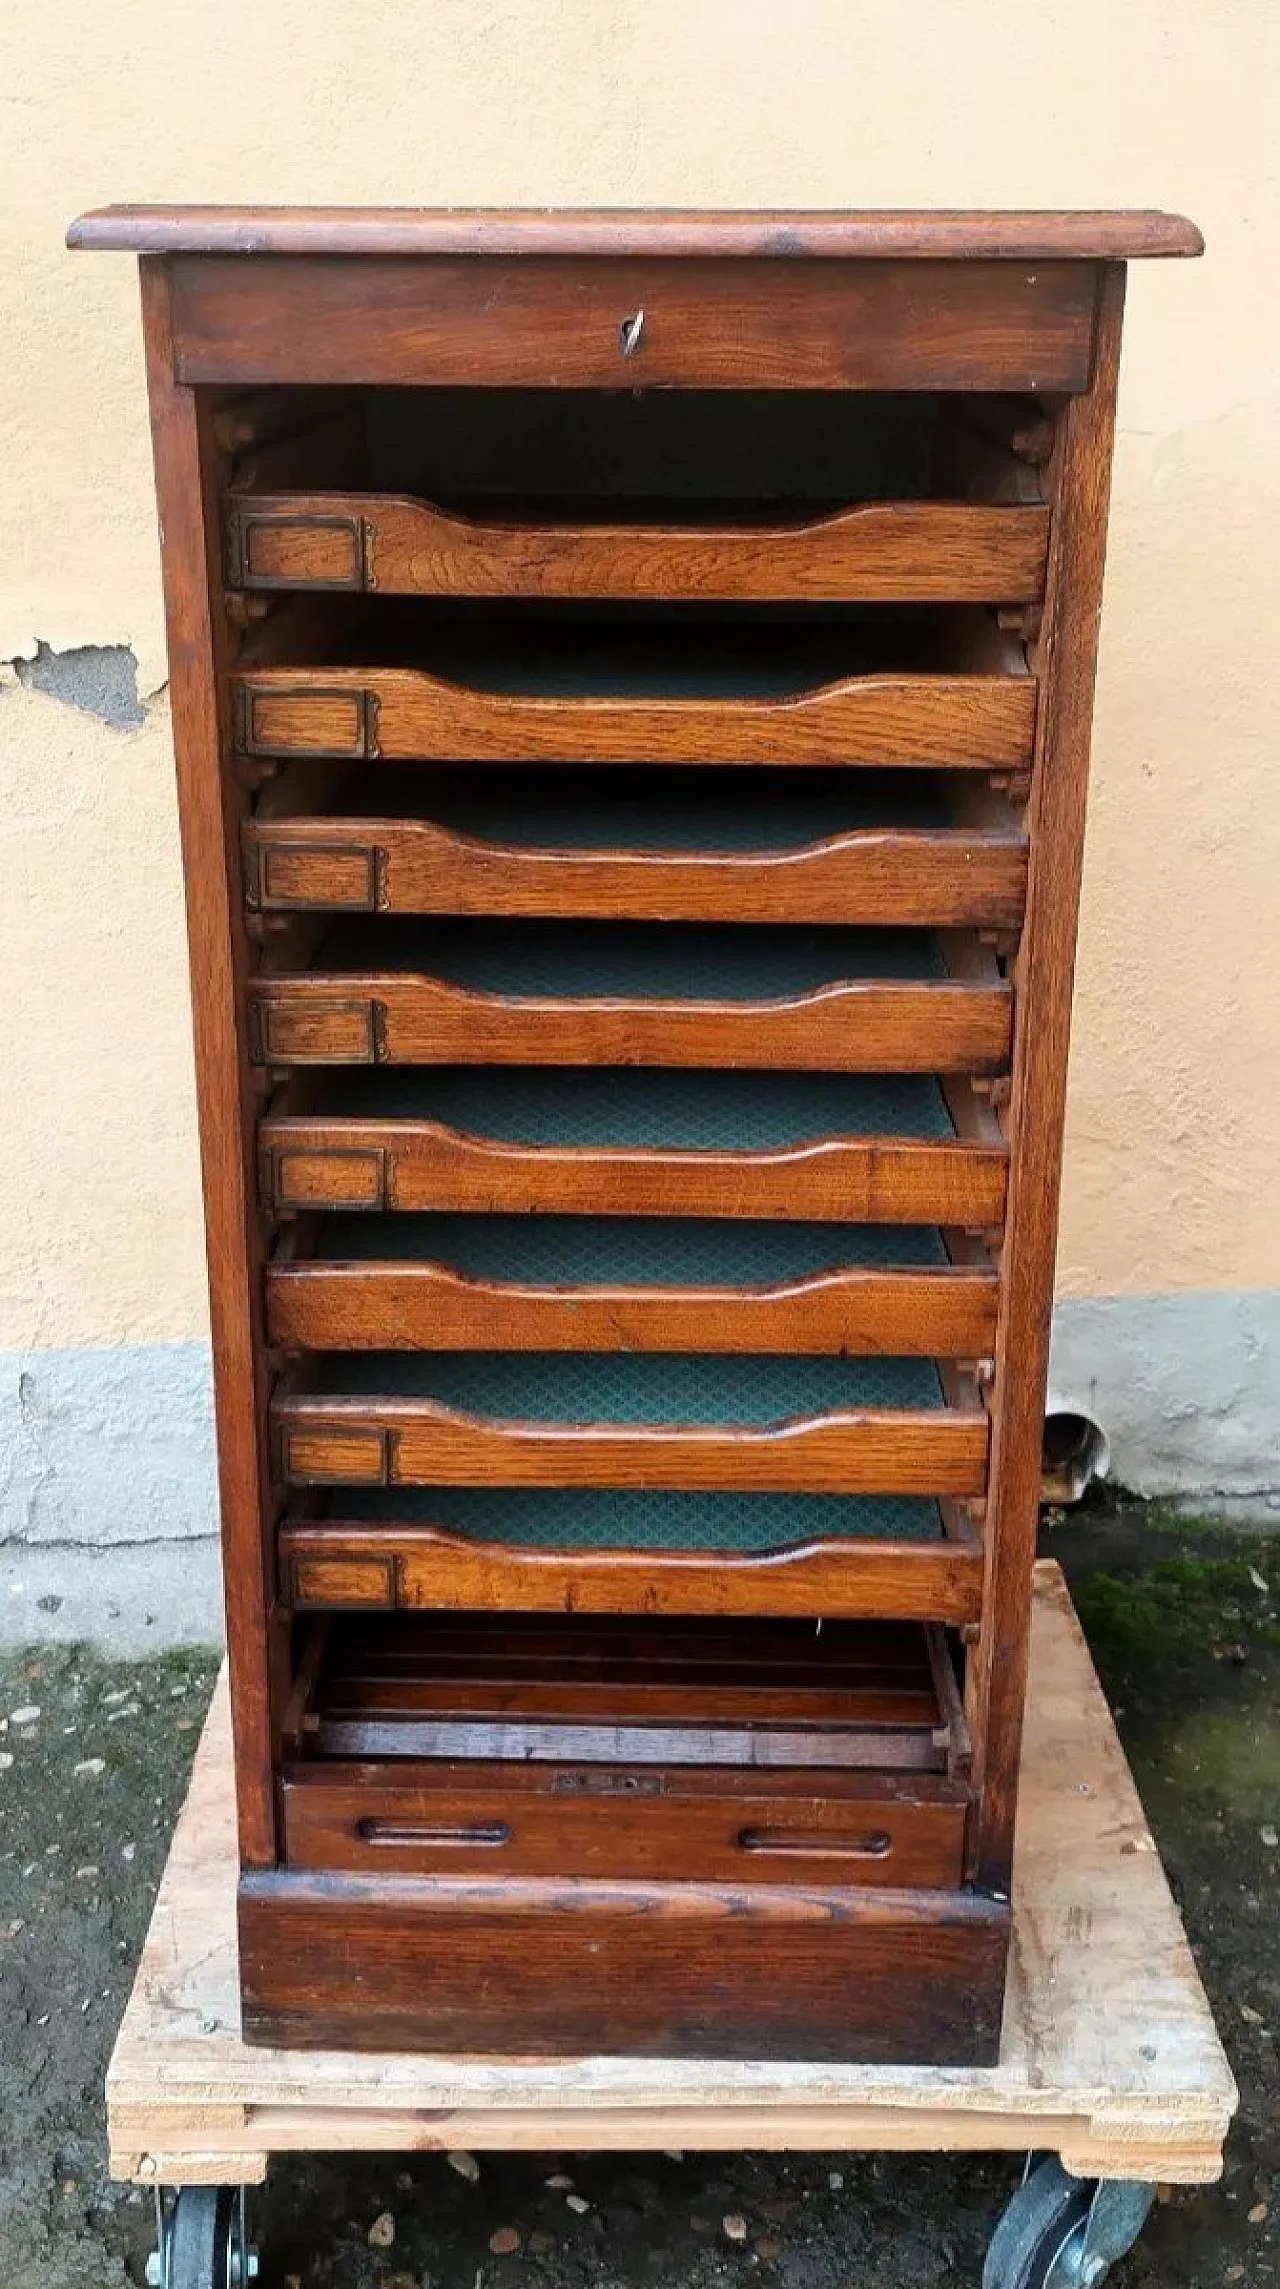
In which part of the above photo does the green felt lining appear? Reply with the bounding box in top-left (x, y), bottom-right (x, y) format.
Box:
top-left (313, 767), bottom-right (956, 851)
top-left (322, 1486), bottom-right (944, 1551)
top-left (319, 918), bottom-right (946, 997)
top-left (303, 1067), bottom-right (957, 1149)
top-left (308, 1349), bottom-right (945, 1419)
top-left (317, 1213), bottom-right (949, 1279)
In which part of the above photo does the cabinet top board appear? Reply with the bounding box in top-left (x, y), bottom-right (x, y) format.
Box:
top-left (67, 206), bottom-right (1203, 261)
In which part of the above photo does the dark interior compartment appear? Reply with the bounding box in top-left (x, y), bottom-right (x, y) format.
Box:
top-left (294, 1607), bottom-right (961, 1770)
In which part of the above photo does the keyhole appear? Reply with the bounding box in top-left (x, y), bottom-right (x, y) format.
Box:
top-left (619, 309), bottom-right (645, 358)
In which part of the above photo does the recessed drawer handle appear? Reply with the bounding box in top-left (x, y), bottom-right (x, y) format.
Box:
top-left (737, 1827), bottom-right (893, 1860)
top-left (357, 1818), bottom-right (511, 1849)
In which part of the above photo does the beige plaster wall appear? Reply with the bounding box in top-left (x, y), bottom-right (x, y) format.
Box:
top-left (2, 0), bottom-right (1277, 1353)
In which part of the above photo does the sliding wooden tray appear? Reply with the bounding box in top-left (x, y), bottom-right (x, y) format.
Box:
top-left (265, 1213), bottom-right (998, 1357)
top-left (249, 921), bottom-right (1011, 1073)
top-left (230, 612), bottom-right (1035, 770)
top-left (259, 1069), bottom-right (1009, 1227)
top-left (271, 1351), bottom-right (989, 1495)
top-left (244, 768), bottom-right (1029, 928)
top-left (226, 489), bottom-right (1049, 603)
top-left (278, 1488), bottom-right (984, 1624)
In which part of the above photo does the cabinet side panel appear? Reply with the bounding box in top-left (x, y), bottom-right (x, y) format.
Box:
top-left (969, 265), bottom-right (1126, 1886)
top-left (138, 257), bottom-right (276, 1863)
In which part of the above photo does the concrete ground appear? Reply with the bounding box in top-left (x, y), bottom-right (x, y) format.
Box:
top-left (0, 1500), bottom-right (1276, 2289)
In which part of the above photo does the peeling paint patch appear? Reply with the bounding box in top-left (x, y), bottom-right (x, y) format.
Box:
top-left (11, 641), bottom-right (145, 729)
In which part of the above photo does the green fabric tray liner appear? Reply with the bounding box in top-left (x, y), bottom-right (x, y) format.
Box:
top-left (309, 1067), bottom-right (956, 1149)
top-left (317, 767), bottom-right (954, 850)
top-left (324, 1485), bottom-right (943, 1551)
top-left (320, 918), bottom-right (946, 997)
top-left (309, 1349), bottom-right (944, 1419)
top-left (318, 1212), bottom-right (948, 1278)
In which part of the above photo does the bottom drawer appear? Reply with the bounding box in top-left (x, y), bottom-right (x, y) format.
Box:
top-left (280, 1761), bottom-right (968, 1888)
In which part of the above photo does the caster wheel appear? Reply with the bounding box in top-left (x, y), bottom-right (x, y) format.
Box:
top-left (982, 2158), bottom-right (1097, 2289)
top-left (147, 2186), bottom-right (258, 2289)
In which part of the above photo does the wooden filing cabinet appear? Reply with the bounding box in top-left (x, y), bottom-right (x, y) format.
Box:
top-left (69, 204), bottom-right (1201, 2063)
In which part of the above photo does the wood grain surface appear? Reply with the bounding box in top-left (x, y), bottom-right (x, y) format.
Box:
top-left (245, 811), bottom-right (1029, 928)
top-left (233, 665), bottom-right (1037, 770)
top-left (68, 206), bottom-right (1204, 260)
top-left (228, 491), bottom-right (1050, 602)
top-left (277, 1517), bottom-right (985, 1624)
top-left (249, 974), bottom-right (1013, 1074)
top-left (238, 1868), bottom-right (1007, 2060)
top-left (137, 262), bottom-right (279, 1865)
top-left (258, 1110), bottom-right (1009, 1227)
top-left (265, 1255), bottom-right (998, 1357)
top-left (165, 254), bottom-right (1100, 392)
top-left (966, 266), bottom-right (1129, 1890)
top-left (272, 1391), bottom-right (989, 1496)
top-left (279, 1767), bottom-right (968, 1887)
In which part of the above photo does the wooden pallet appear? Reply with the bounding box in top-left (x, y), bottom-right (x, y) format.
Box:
top-left (107, 1563), bottom-right (1235, 2189)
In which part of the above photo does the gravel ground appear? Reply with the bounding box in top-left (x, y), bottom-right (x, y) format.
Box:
top-left (0, 1502), bottom-right (1276, 2289)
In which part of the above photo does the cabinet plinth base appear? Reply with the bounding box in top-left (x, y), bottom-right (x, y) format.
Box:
top-left (237, 1870), bottom-right (1008, 2063)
